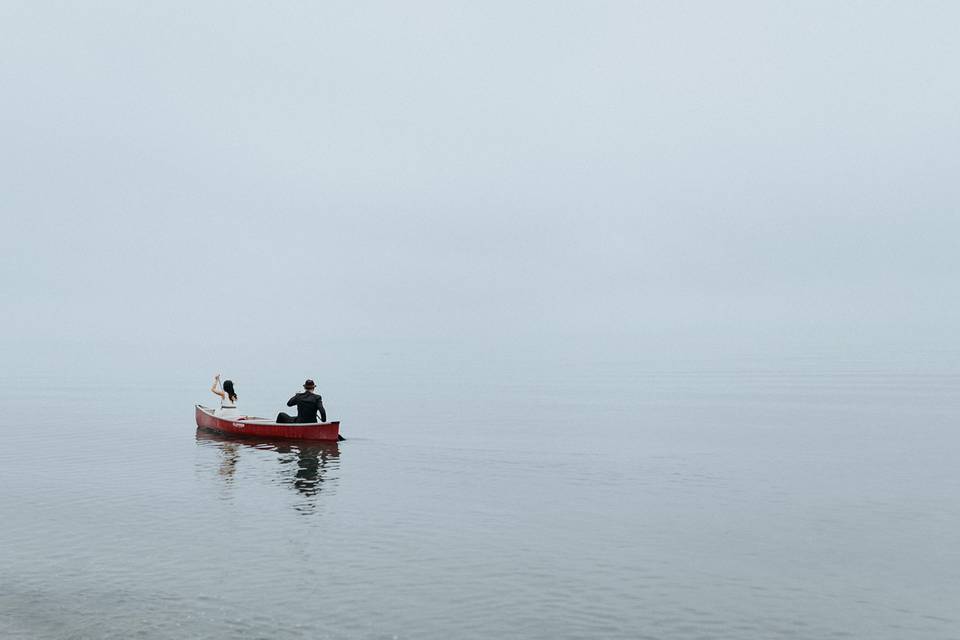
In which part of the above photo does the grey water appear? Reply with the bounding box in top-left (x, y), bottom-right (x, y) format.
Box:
top-left (1, 355), bottom-right (959, 640)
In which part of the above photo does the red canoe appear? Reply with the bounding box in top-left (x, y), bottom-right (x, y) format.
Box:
top-left (195, 405), bottom-right (341, 441)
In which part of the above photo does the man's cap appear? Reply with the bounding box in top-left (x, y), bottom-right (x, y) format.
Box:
top-left (303, 379), bottom-right (316, 389)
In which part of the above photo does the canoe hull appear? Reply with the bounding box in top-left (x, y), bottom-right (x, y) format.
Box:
top-left (195, 405), bottom-right (340, 442)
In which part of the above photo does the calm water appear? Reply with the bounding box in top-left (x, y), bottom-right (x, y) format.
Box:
top-left (1, 357), bottom-right (959, 639)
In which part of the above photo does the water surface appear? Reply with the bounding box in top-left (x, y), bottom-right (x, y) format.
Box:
top-left (1, 358), bottom-right (958, 639)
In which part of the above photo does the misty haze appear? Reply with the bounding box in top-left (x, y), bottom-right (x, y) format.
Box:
top-left (1, 2), bottom-right (958, 639)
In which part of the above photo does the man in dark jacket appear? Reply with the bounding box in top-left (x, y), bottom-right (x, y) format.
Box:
top-left (276, 379), bottom-right (327, 423)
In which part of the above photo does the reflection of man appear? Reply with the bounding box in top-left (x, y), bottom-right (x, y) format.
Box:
top-left (276, 379), bottom-right (327, 423)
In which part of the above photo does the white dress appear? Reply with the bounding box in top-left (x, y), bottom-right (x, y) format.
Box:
top-left (217, 391), bottom-right (239, 418)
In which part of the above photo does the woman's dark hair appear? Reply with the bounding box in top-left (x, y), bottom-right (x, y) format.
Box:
top-left (223, 380), bottom-right (237, 403)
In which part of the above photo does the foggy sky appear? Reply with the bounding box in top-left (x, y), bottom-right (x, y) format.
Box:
top-left (2, 2), bottom-right (958, 371)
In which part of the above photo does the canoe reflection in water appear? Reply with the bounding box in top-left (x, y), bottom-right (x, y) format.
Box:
top-left (195, 428), bottom-right (341, 514)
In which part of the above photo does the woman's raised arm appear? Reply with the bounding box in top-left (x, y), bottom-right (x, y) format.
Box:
top-left (211, 373), bottom-right (225, 399)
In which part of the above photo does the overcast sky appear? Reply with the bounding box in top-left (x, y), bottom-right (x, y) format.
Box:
top-left (2, 2), bottom-right (958, 371)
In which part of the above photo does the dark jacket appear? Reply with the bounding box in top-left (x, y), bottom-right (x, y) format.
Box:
top-left (286, 391), bottom-right (327, 423)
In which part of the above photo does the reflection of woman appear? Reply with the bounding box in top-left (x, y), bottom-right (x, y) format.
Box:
top-left (218, 443), bottom-right (239, 480)
top-left (211, 373), bottom-right (239, 418)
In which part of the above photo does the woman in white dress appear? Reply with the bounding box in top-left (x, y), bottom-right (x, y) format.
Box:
top-left (210, 374), bottom-right (239, 418)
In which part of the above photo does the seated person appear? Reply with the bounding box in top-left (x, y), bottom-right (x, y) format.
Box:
top-left (211, 374), bottom-right (239, 418)
top-left (276, 379), bottom-right (327, 423)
